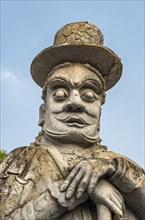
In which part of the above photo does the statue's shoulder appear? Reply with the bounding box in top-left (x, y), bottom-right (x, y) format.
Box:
top-left (0, 145), bottom-right (35, 177)
top-left (1, 145), bottom-right (36, 161)
top-left (97, 145), bottom-right (143, 169)
top-left (0, 144), bottom-right (61, 179)
top-left (0, 143), bottom-right (67, 189)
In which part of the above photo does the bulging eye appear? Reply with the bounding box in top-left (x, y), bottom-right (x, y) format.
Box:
top-left (53, 89), bottom-right (68, 100)
top-left (81, 91), bottom-right (96, 102)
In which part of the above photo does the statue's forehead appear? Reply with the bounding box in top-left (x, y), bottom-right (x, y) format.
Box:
top-left (48, 64), bottom-right (102, 87)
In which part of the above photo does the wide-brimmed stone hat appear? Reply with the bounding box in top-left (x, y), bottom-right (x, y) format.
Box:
top-left (31, 21), bottom-right (122, 90)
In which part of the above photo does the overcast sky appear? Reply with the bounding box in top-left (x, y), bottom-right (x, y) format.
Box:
top-left (1, 0), bottom-right (144, 167)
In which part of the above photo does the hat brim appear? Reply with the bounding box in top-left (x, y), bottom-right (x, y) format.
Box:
top-left (30, 44), bottom-right (122, 90)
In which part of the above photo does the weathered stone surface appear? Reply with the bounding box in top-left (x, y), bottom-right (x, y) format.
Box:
top-left (0, 22), bottom-right (145, 219)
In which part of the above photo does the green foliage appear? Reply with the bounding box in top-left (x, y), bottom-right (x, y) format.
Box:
top-left (0, 149), bottom-right (7, 163)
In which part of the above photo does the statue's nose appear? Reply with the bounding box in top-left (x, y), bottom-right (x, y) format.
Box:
top-left (64, 92), bottom-right (84, 112)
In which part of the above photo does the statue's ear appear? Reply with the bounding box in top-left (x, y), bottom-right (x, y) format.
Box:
top-left (38, 104), bottom-right (46, 127)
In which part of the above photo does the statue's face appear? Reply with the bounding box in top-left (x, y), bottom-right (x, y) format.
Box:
top-left (42, 64), bottom-right (104, 145)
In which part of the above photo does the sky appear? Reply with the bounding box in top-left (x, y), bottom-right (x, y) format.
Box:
top-left (1, 0), bottom-right (144, 167)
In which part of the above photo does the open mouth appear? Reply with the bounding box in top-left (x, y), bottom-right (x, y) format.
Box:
top-left (59, 115), bottom-right (89, 128)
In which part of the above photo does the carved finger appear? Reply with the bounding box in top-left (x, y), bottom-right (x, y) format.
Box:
top-left (110, 194), bottom-right (123, 212)
top-left (88, 160), bottom-right (115, 195)
top-left (65, 167), bottom-right (85, 199)
top-left (88, 170), bottom-right (99, 194)
top-left (76, 169), bottom-right (92, 198)
top-left (106, 198), bottom-right (123, 217)
top-left (112, 192), bottom-right (125, 213)
top-left (60, 165), bottom-right (81, 192)
top-left (112, 192), bottom-right (122, 205)
top-left (88, 167), bottom-right (107, 194)
top-left (112, 188), bottom-right (125, 212)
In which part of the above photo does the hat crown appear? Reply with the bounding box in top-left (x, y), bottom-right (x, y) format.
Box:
top-left (31, 21), bottom-right (122, 90)
top-left (54, 21), bottom-right (104, 46)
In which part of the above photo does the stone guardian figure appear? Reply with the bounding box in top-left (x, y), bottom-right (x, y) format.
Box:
top-left (0, 21), bottom-right (145, 220)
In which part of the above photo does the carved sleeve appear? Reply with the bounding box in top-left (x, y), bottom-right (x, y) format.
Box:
top-left (110, 157), bottom-right (145, 193)
top-left (110, 157), bottom-right (145, 220)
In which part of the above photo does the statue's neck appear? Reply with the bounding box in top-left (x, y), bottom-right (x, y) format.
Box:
top-left (40, 133), bottom-right (95, 154)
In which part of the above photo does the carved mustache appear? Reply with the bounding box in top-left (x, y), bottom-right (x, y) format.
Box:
top-left (57, 114), bottom-right (92, 125)
top-left (52, 107), bottom-right (96, 118)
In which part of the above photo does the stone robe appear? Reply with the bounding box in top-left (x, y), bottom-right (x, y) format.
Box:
top-left (0, 143), bottom-right (144, 219)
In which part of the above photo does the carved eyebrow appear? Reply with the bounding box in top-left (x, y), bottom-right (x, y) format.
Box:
top-left (49, 78), bottom-right (70, 89)
top-left (81, 80), bottom-right (102, 94)
top-left (48, 78), bottom-right (102, 94)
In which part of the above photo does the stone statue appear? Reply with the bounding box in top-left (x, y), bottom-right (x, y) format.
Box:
top-left (0, 21), bottom-right (144, 220)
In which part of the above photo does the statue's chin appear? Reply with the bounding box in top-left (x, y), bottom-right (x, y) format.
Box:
top-left (43, 126), bottom-right (100, 145)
